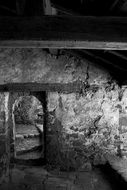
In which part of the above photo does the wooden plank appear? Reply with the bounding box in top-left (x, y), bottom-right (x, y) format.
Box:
top-left (0, 82), bottom-right (100, 95)
top-left (1, 16), bottom-right (127, 49)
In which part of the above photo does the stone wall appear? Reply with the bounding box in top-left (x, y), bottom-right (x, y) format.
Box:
top-left (0, 48), bottom-right (125, 174)
top-left (0, 93), bottom-right (9, 184)
top-left (0, 49), bottom-right (109, 84)
top-left (47, 82), bottom-right (120, 170)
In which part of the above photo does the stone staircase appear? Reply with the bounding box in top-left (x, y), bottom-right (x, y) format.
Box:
top-left (15, 124), bottom-right (43, 160)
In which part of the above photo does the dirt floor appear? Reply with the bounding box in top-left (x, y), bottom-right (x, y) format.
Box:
top-left (0, 164), bottom-right (117, 190)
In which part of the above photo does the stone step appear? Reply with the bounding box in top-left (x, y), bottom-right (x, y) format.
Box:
top-left (16, 150), bottom-right (43, 160)
top-left (16, 133), bottom-right (40, 139)
top-left (15, 136), bottom-right (43, 152)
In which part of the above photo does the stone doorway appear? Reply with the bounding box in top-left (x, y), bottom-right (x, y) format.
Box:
top-left (8, 91), bottom-right (46, 164)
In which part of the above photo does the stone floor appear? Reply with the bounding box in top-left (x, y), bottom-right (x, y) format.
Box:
top-left (0, 164), bottom-right (113, 190)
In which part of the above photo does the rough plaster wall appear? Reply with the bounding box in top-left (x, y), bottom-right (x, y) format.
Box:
top-left (47, 84), bottom-right (119, 170)
top-left (0, 93), bottom-right (9, 184)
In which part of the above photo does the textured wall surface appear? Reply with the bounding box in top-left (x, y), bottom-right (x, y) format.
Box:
top-left (0, 93), bottom-right (9, 184)
top-left (0, 48), bottom-right (110, 84)
top-left (0, 48), bottom-right (126, 175)
top-left (47, 84), bottom-right (120, 170)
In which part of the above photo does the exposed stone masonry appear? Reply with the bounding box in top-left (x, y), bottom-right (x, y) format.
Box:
top-left (0, 93), bottom-right (9, 184)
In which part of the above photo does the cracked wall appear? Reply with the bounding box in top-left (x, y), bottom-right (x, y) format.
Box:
top-left (47, 84), bottom-right (120, 170)
top-left (0, 48), bottom-right (124, 174)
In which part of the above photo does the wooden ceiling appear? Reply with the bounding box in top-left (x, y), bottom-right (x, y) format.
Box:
top-left (0, 0), bottom-right (127, 50)
top-left (0, 0), bottom-right (127, 83)
top-left (51, 0), bottom-right (127, 16)
top-left (0, 0), bottom-right (127, 16)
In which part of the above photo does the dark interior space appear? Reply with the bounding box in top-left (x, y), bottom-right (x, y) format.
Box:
top-left (97, 163), bottom-right (127, 190)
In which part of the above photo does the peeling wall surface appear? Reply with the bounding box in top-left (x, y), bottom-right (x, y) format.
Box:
top-left (0, 48), bottom-right (126, 180)
top-left (47, 88), bottom-right (119, 170)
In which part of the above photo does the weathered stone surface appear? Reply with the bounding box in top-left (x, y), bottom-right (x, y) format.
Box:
top-left (0, 166), bottom-right (113, 190)
top-left (0, 93), bottom-right (9, 184)
top-left (15, 135), bottom-right (41, 152)
top-left (0, 49), bottom-right (111, 85)
top-left (0, 136), bottom-right (8, 184)
top-left (47, 84), bottom-right (119, 169)
top-left (14, 95), bottom-right (43, 125)
top-left (88, 62), bottom-right (111, 85)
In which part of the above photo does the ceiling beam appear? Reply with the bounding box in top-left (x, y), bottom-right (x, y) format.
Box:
top-left (0, 5), bottom-right (17, 15)
top-left (0, 82), bottom-right (82, 93)
top-left (109, 0), bottom-right (120, 11)
top-left (1, 16), bottom-right (127, 49)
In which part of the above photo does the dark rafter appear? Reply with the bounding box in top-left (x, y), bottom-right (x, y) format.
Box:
top-left (51, 2), bottom-right (81, 15)
top-left (62, 49), bottom-right (126, 83)
top-left (81, 50), bottom-right (126, 71)
top-left (109, 0), bottom-right (120, 11)
top-left (109, 50), bottom-right (127, 61)
top-left (0, 5), bottom-right (17, 14)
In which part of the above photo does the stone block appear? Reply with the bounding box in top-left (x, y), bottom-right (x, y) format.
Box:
top-left (119, 116), bottom-right (127, 126)
top-left (120, 125), bottom-right (127, 133)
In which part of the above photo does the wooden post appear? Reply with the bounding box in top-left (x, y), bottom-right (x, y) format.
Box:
top-left (43, 0), bottom-right (58, 55)
top-left (43, 0), bottom-right (52, 15)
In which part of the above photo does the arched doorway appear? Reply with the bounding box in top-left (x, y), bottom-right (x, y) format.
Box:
top-left (9, 91), bottom-right (46, 164)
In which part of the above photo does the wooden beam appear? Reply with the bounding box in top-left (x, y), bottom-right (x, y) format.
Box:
top-left (81, 50), bottom-right (126, 71)
top-left (0, 82), bottom-right (82, 93)
top-left (0, 5), bottom-right (17, 15)
top-left (1, 16), bottom-right (127, 49)
top-left (0, 82), bottom-right (100, 93)
top-left (109, 0), bottom-right (119, 11)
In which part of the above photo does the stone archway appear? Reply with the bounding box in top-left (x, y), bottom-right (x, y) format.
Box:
top-left (8, 91), bottom-right (46, 164)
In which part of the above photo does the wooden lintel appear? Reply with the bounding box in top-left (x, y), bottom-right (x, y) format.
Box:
top-left (1, 16), bottom-right (127, 49)
top-left (0, 82), bottom-right (82, 93)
